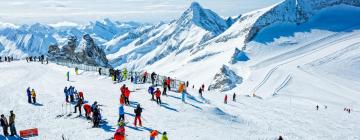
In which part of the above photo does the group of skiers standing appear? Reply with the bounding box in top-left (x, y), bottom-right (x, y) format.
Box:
top-left (0, 111), bottom-right (17, 137)
top-left (25, 55), bottom-right (48, 64)
top-left (109, 68), bottom-right (128, 83)
top-left (0, 56), bottom-right (14, 62)
top-left (26, 87), bottom-right (37, 104)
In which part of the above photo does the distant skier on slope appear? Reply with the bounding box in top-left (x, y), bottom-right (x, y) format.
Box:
top-left (31, 89), bottom-right (37, 104)
top-left (148, 86), bottom-right (155, 101)
top-left (66, 71), bottom-right (70, 81)
top-left (134, 104), bottom-right (142, 127)
top-left (198, 88), bottom-right (203, 97)
top-left (155, 88), bottom-right (162, 105)
top-left (151, 72), bottom-right (156, 85)
top-left (162, 80), bottom-right (167, 95)
top-left (143, 71), bottom-right (148, 83)
top-left (166, 77), bottom-right (171, 91)
top-left (233, 93), bottom-right (236, 102)
top-left (224, 94), bottom-right (228, 104)
top-left (118, 105), bottom-right (125, 123)
top-left (75, 67), bottom-right (79, 75)
top-left (26, 87), bottom-right (32, 103)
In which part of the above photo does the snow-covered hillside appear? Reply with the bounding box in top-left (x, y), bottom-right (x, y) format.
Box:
top-left (0, 19), bottom-right (141, 58)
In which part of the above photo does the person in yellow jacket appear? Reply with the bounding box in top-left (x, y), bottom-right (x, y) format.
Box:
top-left (161, 131), bottom-right (168, 140)
top-left (31, 89), bottom-right (37, 104)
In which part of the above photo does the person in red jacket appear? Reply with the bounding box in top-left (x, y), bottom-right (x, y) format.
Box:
top-left (114, 121), bottom-right (126, 140)
top-left (120, 84), bottom-right (126, 95)
top-left (124, 87), bottom-right (130, 105)
top-left (119, 94), bottom-right (125, 105)
top-left (150, 130), bottom-right (158, 140)
top-left (166, 77), bottom-right (171, 91)
top-left (78, 92), bottom-right (84, 101)
top-left (155, 88), bottom-right (161, 105)
top-left (83, 104), bottom-right (92, 120)
top-left (224, 94), bottom-right (228, 104)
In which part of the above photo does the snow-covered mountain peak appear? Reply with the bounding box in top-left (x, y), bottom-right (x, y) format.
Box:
top-left (177, 2), bottom-right (228, 35)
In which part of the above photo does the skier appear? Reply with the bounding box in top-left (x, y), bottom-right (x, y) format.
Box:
top-left (151, 72), bottom-right (156, 85)
top-left (114, 121), bottom-right (126, 140)
top-left (155, 88), bottom-right (162, 105)
top-left (224, 95), bottom-right (228, 104)
top-left (124, 87), bottom-right (130, 105)
top-left (201, 84), bottom-right (205, 92)
top-left (186, 81), bottom-right (189, 87)
top-left (0, 114), bottom-right (9, 136)
top-left (143, 71), bottom-right (148, 83)
top-left (98, 68), bottom-right (102, 75)
top-left (316, 105), bottom-right (319, 110)
top-left (120, 94), bottom-right (125, 105)
top-left (278, 136), bottom-right (283, 140)
top-left (161, 132), bottom-right (168, 140)
top-left (64, 87), bottom-right (69, 102)
top-left (150, 130), bottom-right (158, 140)
top-left (66, 71), bottom-right (70, 81)
top-left (92, 105), bottom-right (101, 128)
top-left (118, 105), bottom-right (125, 122)
top-left (69, 87), bottom-right (75, 103)
top-left (78, 91), bottom-right (84, 101)
top-left (74, 96), bottom-right (83, 116)
top-left (83, 104), bottom-right (92, 120)
top-left (233, 93), bottom-right (236, 102)
top-left (178, 82), bottom-right (185, 93)
top-left (75, 67), bottom-right (79, 75)
top-left (122, 68), bottom-right (128, 81)
top-left (26, 87), bottom-right (32, 103)
top-left (181, 90), bottom-right (186, 103)
top-left (148, 86), bottom-right (155, 101)
top-left (162, 80), bottom-right (167, 95)
top-left (198, 88), bottom-right (203, 97)
top-left (134, 104), bottom-right (142, 127)
top-left (31, 89), bottom-right (37, 104)
top-left (166, 77), bottom-right (171, 91)
top-left (120, 84), bottom-right (126, 95)
top-left (9, 111), bottom-right (16, 136)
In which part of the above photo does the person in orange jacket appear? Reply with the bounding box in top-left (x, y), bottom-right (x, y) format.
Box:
top-left (155, 88), bottom-right (161, 105)
top-left (114, 121), bottom-right (126, 140)
top-left (124, 87), bottom-right (130, 105)
top-left (178, 82), bottom-right (185, 93)
top-left (150, 130), bottom-right (158, 140)
top-left (83, 104), bottom-right (92, 120)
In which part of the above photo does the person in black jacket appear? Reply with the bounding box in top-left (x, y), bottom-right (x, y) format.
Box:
top-left (9, 111), bottom-right (16, 136)
top-left (133, 104), bottom-right (142, 127)
top-left (0, 114), bottom-right (9, 136)
top-left (74, 97), bottom-right (83, 116)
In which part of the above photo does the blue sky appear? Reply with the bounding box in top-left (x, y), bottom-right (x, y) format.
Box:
top-left (0, 0), bottom-right (281, 24)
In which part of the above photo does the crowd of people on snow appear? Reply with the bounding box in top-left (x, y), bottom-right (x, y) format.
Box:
top-left (25, 55), bottom-right (48, 64)
top-left (0, 56), bottom-right (15, 62)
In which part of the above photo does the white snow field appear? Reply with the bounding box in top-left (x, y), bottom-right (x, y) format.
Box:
top-left (1, 24), bottom-right (360, 139)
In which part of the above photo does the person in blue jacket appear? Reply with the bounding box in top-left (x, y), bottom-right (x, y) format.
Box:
top-left (118, 105), bottom-right (125, 123)
top-left (148, 86), bottom-right (155, 101)
top-left (26, 87), bottom-right (31, 103)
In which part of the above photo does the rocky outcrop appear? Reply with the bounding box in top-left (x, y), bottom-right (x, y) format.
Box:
top-left (230, 47), bottom-right (249, 64)
top-left (209, 65), bottom-right (243, 91)
top-left (48, 34), bottom-right (109, 67)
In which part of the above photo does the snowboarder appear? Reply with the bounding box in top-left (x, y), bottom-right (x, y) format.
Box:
top-left (114, 121), bottom-right (126, 140)
top-left (233, 93), bottom-right (236, 102)
top-left (26, 87), bottom-right (32, 103)
top-left (224, 95), bottom-right (228, 104)
top-left (124, 87), bottom-right (130, 105)
top-left (161, 131), bottom-right (168, 140)
top-left (118, 105), bottom-right (125, 122)
top-left (0, 114), bottom-right (9, 136)
top-left (134, 104), bottom-right (142, 127)
top-left (150, 130), bottom-right (158, 140)
top-left (9, 111), bottom-right (16, 136)
top-left (83, 104), bottom-right (92, 120)
top-left (148, 86), bottom-right (155, 101)
top-left (31, 89), bottom-right (37, 104)
top-left (74, 97), bottom-right (83, 116)
top-left (155, 88), bottom-right (162, 105)
top-left (66, 71), bottom-right (70, 81)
